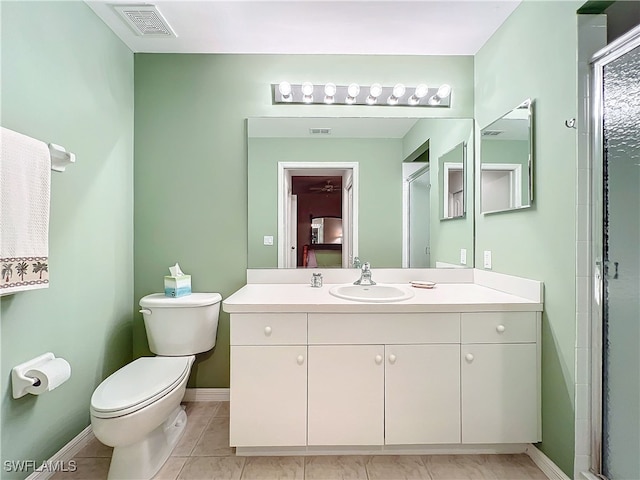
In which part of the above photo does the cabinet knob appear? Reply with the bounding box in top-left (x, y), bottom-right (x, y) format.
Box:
top-left (264, 326), bottom-right (272, 336)
top-left (296, 355), bottom-right (304, 365)
top-left (496, 324), bottom-right (506, 333)
top-left (388, 354), bottom-right (397, 364)
top-left (465, 353), bottom-right (474, 362)
top-left (375, 355), bottom-right (383, 365)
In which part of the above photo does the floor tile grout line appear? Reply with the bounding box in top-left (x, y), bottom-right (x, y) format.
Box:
top-left (189, 403), bottom-right (222, 457)
top-left (172, 456), bottom-right (188, 480)
top-left (238, 456), bottom-right (247, 480)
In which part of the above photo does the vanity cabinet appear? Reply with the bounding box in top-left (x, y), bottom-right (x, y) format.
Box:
top-left (460, 312), bottom-right (540, 443)
top-left (229, 309), bottom-right (540, 450)
top-left (229, 313), bottom-right (307, 447)
top-left (385, 344), bottom-right (461, 444)
top-left (307, 345), bottom-right (384, 446)
top-left (308, 312), bottom-right (462, 446)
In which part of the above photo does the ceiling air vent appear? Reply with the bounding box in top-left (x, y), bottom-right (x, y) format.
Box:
top-left (309, 128), bottom-right (332, 135)
top-left (482, 130), bottom-right (503, 136)
top-left (114, 5), bottom-right (177, 37)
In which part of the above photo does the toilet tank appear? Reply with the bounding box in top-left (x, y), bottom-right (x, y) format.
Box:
top-left (139, 293), bottom-right (222, 356)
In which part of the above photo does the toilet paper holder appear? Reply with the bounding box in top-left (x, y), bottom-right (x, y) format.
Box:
top-left (12, 352), bottom-right (66, 399)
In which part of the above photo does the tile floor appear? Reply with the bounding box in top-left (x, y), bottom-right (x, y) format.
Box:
top-left (53, 402), bottom-right (549, 480)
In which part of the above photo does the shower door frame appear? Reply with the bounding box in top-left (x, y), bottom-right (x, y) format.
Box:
top-left (590, 24), bottom-right (640, 477)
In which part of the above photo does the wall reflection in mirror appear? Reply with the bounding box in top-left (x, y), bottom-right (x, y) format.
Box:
top-left (439, 142), bottom-right (466, 220)
top-left (480, 99), bottom-right (533, 214)
top-left (247, 117), bottom-right (474, 269)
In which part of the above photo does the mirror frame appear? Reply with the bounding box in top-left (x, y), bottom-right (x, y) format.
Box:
top-left (480, 99), bottom-right (533, 215)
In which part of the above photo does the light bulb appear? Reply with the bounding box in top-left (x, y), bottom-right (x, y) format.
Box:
top-left (366, 95), bottom-right (377, 105)
top-left (369, 83), bottom-right (383, 98)
top-left (392, 83), bottom-right (406, 98)
top-left (414, 84), bottom-right (429, 99)
top-left (301, 82), bottom-right (314, 96)
top-left (437, 84), bottom-right (451, 98)
top-left (324, 95), bottom-right (335, 104)
top-left (347, 83), bottom-right (360, 97)
top-left (387, 96), bottom-right (399, 106)
top-left (408, 96), bottom-right (420, 106)
top-left (324, 83), bottom-right (337, 97)
top-left (345, 96), bottom-right (357, 105)
top-left (428, 95), bottom-right (440, 106)
top-left (278, 81), bottom-right (292, 97)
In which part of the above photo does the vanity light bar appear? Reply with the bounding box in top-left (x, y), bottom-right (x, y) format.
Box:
top-left (273, 83), bottom-right (451, 107)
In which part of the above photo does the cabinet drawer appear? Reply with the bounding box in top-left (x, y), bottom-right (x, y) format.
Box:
top-left (308, 313), bottom-right (460, 344)
top-left (462, 312), bottom-right (538, 344)
top-left (231, 313), bottom-right (307, 345)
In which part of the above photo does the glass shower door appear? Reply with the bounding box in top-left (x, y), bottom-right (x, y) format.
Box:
top-left (596, 30), bottom-right (640, 480)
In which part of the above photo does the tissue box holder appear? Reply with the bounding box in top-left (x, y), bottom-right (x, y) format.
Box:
top-left (164, 275), bottom-right (191, 297)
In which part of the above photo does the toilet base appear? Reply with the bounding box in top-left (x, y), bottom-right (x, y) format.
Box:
top-left (107, 405), bottom-right (187, 480)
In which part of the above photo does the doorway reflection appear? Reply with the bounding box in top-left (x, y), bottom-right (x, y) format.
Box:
top-left (292, 176), bottom-right (343, 268)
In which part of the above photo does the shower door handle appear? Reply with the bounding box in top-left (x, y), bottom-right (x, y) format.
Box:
top-left (596, 260), bottom-right (619, 279)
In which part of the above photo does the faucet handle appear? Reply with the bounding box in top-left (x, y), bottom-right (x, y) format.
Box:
top-left (362, 262), bottom-right (371, 271)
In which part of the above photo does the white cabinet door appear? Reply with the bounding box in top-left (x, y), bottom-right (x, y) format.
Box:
top-left (230, 346), bottom-right (307, 447)
top-left (461, 343), bottom-right (539, 443)
top-left (308, 345), bottom-right (384, 446)
top-left (385, 344), bottom-right (461, 445)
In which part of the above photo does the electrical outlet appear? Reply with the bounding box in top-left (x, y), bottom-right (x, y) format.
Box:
top-left (460, 248), bottom-right (467, 265)
top-left (263, 236), bottom-right (274, 246)
top-left (483, 250), bottom-right (492, 269)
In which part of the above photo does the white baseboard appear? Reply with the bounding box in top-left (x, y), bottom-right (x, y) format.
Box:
top-left (525, 444), bottom-right (571, 480)
top-left (183, 387), bottom-right (230, 402)
top-left (579, 471), bottom-right (601, 480)
top-left (24, 426), bottom-right (93, 480)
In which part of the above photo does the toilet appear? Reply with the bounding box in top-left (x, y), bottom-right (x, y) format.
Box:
top-left (90, 292), bottom-right (222, 480)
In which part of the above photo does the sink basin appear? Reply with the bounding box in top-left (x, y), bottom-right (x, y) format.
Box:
top-left (329, 284), bottom-right (415, 303)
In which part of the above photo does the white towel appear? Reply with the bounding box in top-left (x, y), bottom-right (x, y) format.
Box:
top-left (0, 127), bottom-right (51, 295)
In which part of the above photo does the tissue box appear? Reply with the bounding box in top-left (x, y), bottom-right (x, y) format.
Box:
top-left (164, 275), bottom-right (191, 298)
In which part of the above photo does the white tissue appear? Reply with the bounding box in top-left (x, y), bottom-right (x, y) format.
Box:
top-left (25, 358), bottom-right (71, 395)
top-left (169, 263), bottom-right (185, 276)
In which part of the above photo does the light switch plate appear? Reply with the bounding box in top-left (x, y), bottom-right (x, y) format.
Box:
top-left (263, 236), bottom-right (274, 246)
top-left (460, 248), bottom-right (467, 265)
top-left (483, 250), bottom-right (492, 269)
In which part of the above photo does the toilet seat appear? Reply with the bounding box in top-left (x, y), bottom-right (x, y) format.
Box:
top-left (91, 356), bottom-right (192, 419)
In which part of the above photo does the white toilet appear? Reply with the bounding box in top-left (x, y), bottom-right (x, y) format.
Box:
top-left (90, 292), bottom-right (222, 480)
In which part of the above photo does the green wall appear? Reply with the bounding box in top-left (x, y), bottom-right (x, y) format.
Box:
top-left (474, 0), bottom-right (581, 475)
top-left (0, 1), bottom-right (134, 476)
top-left (248, 137), bottom-right (404, 268)
top-left (134, 54), bottom-right (474, 385)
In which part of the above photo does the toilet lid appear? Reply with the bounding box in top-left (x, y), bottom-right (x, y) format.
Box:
top-left (91, 357), bottom-right (191, 417)
top-left (139, 292), bottom-right (222, 308)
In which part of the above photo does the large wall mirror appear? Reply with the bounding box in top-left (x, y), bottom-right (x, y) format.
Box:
top-left (247, 117), bottom-right (474, 269)
top-left (480, 99), bottom-right (533, 214)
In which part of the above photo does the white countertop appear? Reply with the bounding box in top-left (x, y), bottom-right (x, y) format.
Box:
top-left (223, 282), bottom-right (543, 313)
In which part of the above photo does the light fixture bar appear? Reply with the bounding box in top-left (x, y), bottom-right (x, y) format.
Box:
top-left (272, 83), bottom-right (451, 107)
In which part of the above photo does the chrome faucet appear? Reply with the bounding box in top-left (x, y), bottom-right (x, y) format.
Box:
top-left (353, 262), bottom-right (376, 286)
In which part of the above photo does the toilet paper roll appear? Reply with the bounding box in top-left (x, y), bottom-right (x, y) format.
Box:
top-left (25, 358), bottom-right (71, 395)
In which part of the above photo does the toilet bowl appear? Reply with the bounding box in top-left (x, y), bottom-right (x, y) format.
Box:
top-left (90, 293), bottom-right (221, 480)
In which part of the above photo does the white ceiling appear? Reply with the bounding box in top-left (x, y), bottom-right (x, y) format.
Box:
top-left (85, 1), bottom-right (522, 55)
